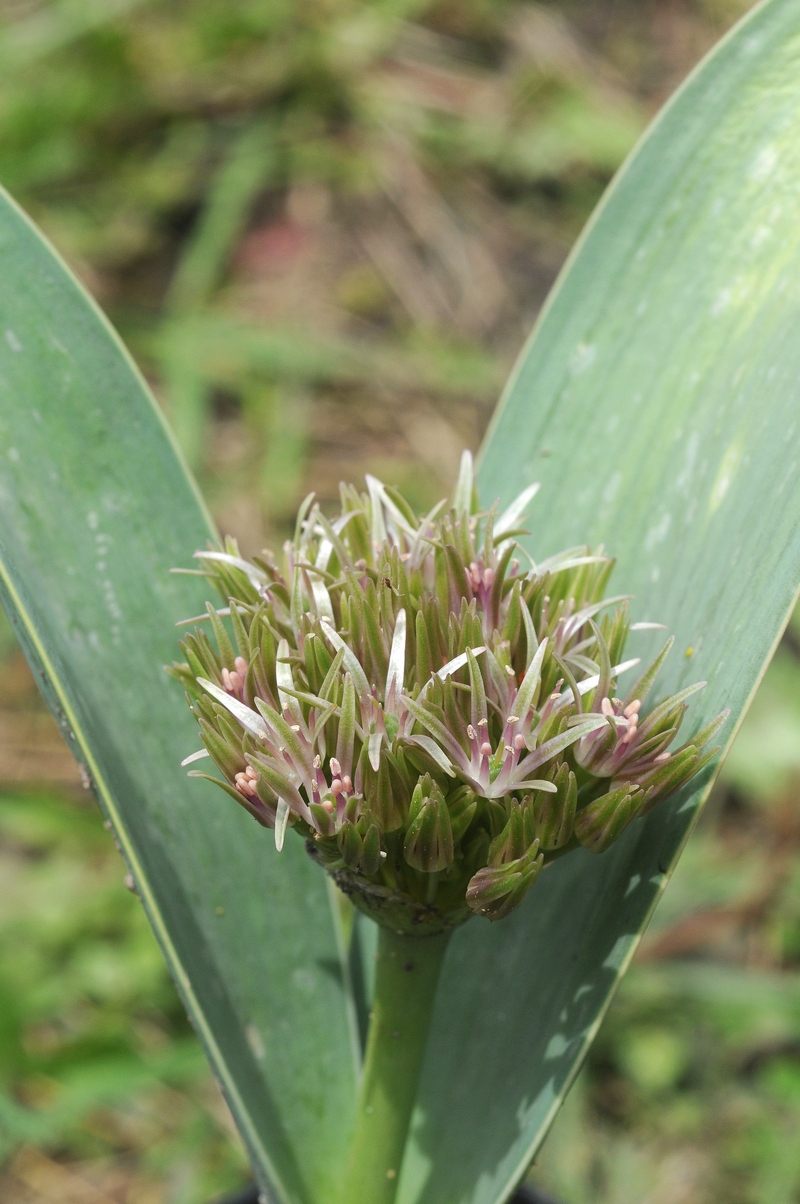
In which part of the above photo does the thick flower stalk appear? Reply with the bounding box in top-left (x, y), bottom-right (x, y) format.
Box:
top-left (170, 452), bottom-right (725, 935)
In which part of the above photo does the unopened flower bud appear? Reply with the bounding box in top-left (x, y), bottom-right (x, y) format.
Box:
top-left (574, 785), bottom-right (643, 853)
top-left (466, 841), bottom-right (543, 921)
top-left (534, 764), bottom-right (577, 851)
top-left (404, 777), bottom-right (454, 873)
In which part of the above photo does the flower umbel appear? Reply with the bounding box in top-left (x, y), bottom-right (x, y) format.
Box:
top-left (169, 453), bottom-right (726, 934)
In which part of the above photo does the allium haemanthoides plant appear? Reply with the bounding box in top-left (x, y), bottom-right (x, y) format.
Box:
top-left (170, 452), bottom-right (725, 1202)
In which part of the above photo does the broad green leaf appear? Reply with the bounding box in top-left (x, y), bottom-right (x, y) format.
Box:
top-left (397, 2), bottom-right (800, 1202)
top-left (0, 193), bottom-right (359, 1204)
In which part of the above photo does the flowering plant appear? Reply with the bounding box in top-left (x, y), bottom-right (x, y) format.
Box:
top-left (2, 5), bottom-right (792, 1197)
top-left (171, 453), bottom-right (724, 936)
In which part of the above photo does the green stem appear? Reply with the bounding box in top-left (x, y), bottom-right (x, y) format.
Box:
top-left (341, 926), bottom-right (450, 1204)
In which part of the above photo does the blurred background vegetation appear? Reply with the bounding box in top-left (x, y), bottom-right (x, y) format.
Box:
top-left (5, 1), bottom-right (800, 1202)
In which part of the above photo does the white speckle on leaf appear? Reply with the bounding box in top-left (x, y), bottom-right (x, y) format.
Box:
top-left (645, 513), bottom-right (671, 551)
top-left (712, 475), bottom-right (731, 507)
top-left (624, 874), bottom-right (642, 898)
top-left (750, 144), bottom-right (778, 181)
top-left (545, 1034), bottom-right (570, 1060)
top-left (751, 225), bottom-right (772, 249)
top-left (636, 298), bottom-right (648, 316)
top-left (676, 432), bottom-right (699, 494)
top-left (246, 1024), bottom-right (265, 1061)
top-left (569, 342), bottom-right (597, 376)
top-left (90, 527), bottom-right (123, 634)
top-left (709, 440), bottom-right (743, 515)
top-left (100, 577), bottom-right (122, 623)
top-left (603, 471), bottom-right (622, 504)
top-left (651, 566), bottom-right (660, 583)
top-left (8, 447), bottom-right (19, 463)
top-left (4, 329), bottom-right (21, 352)
top-left (712, 287), bottom-right (731, 316)
top-left (603, 935), bottom-right (633, 971)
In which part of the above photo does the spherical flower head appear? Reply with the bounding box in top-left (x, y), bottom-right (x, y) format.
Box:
top-left (169, 453), bottom-right (727, 935)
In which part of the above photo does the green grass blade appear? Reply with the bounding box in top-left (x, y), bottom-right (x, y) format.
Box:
top-left (167, 120), bottom-right (277, 316)
top-left (398, 2), bottom-right (800, 1201)
top-left (0, 0), bottom-right (151, 72)
top-left (0, 188), bottom-right (358, 1204)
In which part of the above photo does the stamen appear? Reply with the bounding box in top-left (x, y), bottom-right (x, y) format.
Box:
top-left (234, 770), bottom-right (258, 797)
top-left (623, 699), bottom-right (641, 718)
top-left (514, 734), bottom-right (526, 750)
top-left (601, 697), bottom-right (614, 717)
top-left (480, 742), bottom-right (492, 757)
top-left (467, 724), bottom-right (476, 740)
top-left (330, 757), bottom-right (342, 777)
